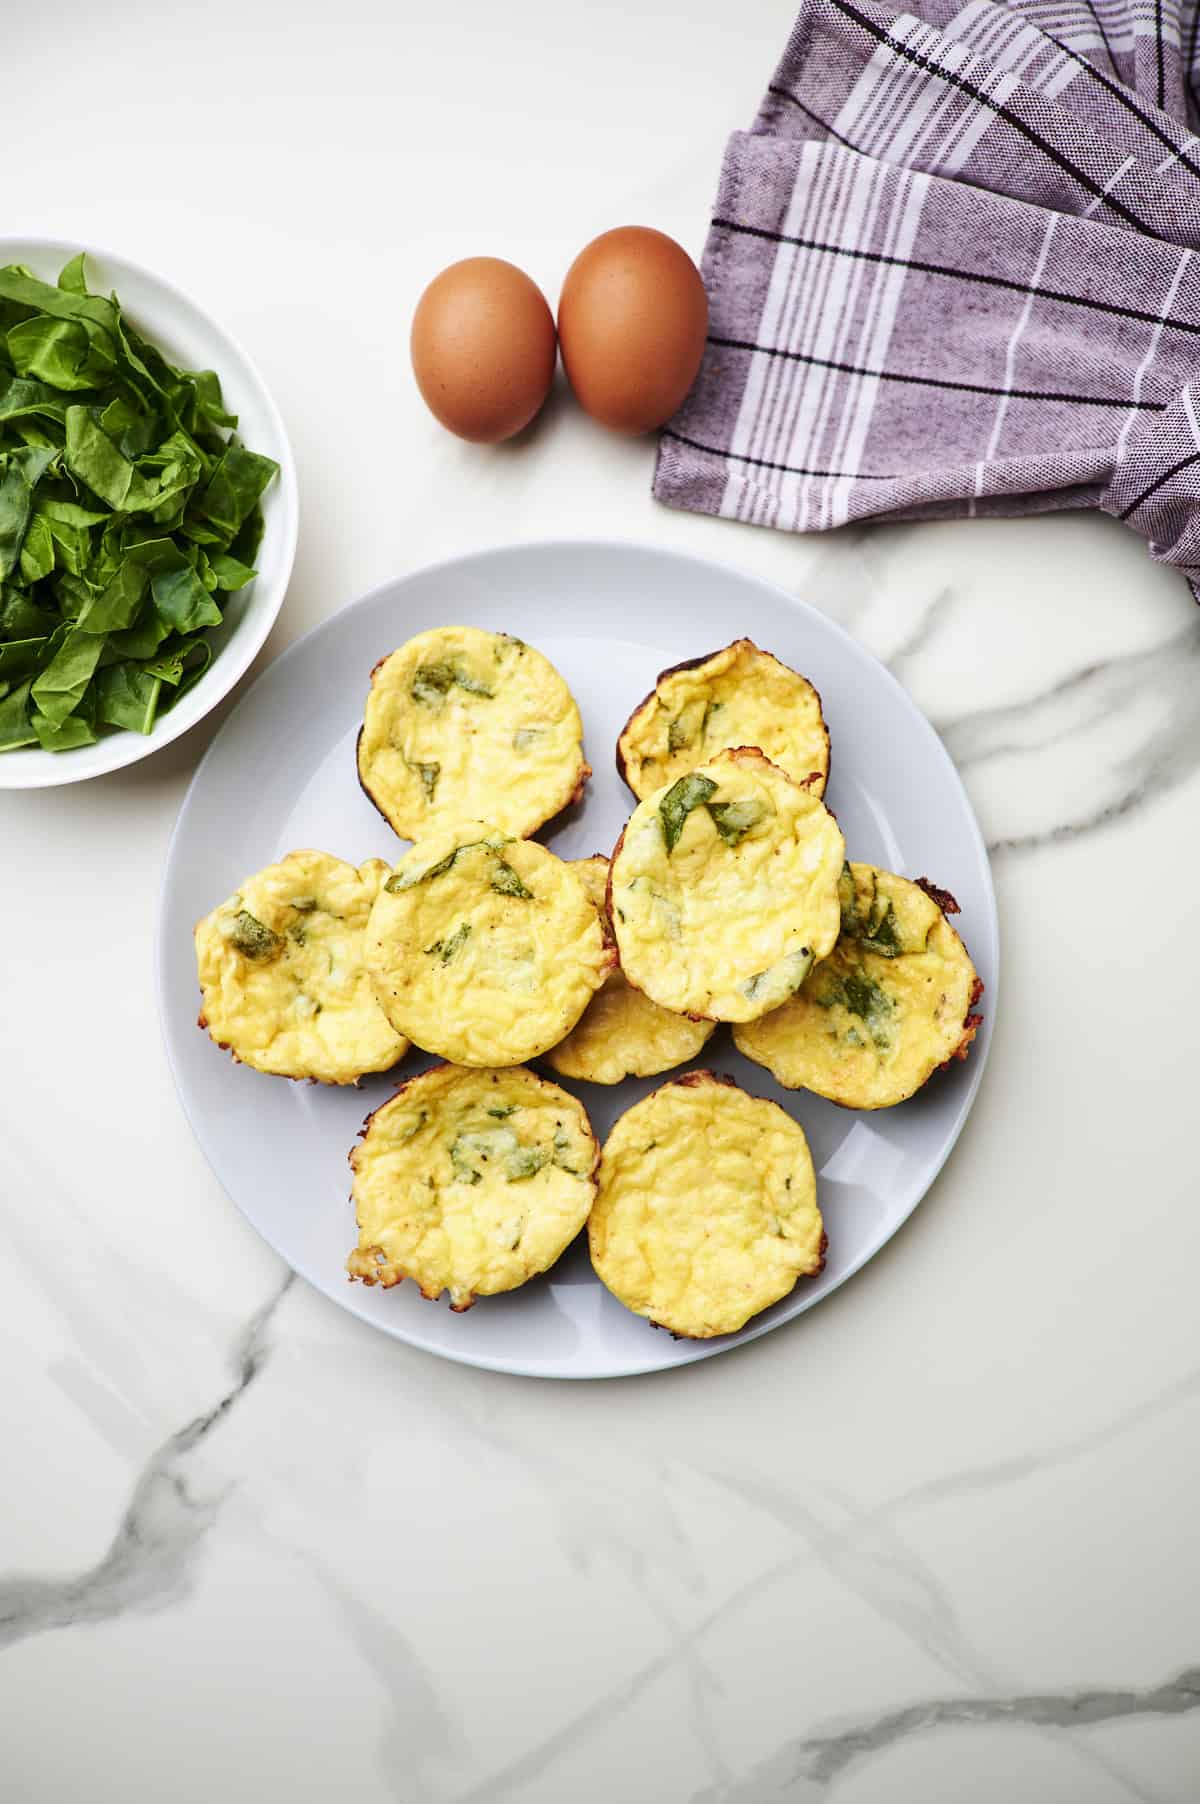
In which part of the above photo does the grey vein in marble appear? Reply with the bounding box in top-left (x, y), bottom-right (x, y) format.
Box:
top-left (300, 1554), bottom-right (461, 1802)
top-left (936, 620), bottom-right (1200, 854)
top-left (0, 1273), bottom-right (293, 1652)
top-left (885, 583), bottom-right (958, 675)
top-left (454, 1361), bottom-right (1200, 1804)
top-left (419, 1376), bottom-right (732, 1795)
top-left (871, 1360), bottom-right (1200, 1533)
top-left (698, 1468), bottom-right (1171, 1804)
top-left (690, 1669), bottom-right (1200, 1802)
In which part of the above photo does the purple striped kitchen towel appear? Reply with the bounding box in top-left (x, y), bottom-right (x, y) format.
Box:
top-left (654, 0), bottom-right (1200, 599)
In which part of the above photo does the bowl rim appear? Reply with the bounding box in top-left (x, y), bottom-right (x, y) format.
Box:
top-left (0, 233), bottom-right (299, 790)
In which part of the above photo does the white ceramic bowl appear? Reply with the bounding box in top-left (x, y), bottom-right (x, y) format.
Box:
top-left (0, 237), bottom-right (298, 788)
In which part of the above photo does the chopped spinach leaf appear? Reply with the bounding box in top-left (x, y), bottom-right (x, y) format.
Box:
top-left (659, 771), bottom-right (717, 852)
top-left (552, 1125), bottom-right (588, 1176)
top-left (449, 1137), bottom-right (484, 1185)
top-left (701, 699), bottom-right (723, 737)
top-left (818, 968), bottom-right (894, 1049)
top-left (410, 759), bottom-right (439, 801)
top-left (424, 921), bottom-right (471, 964)
top-left (386, 834), bottom-right (511, 893)
top-left (860, 906), bottom-right (901, 957)
top-left (505, 1144), bottom-right (550, 1182)
top-left (841, 972), bottom-right (891, 1022)
top-left (707, 798), bottom-right (766, 846)
top-left (838, 865), bottom-right (904, 957)
top-left (411, 660), bottom-right (494, 706)
top-left (743, 945), bottom-right (813, 1003)
top-left (410, 661), bottom-right (455, 704)
top-left (450, 1123), bottom-right (520, 1185)
top-left (229, 910), bottom-right (282, 960)
top-left (667, 714), bottom-right (690, 754)
top-left (490, 858), bottom-right (534, 900)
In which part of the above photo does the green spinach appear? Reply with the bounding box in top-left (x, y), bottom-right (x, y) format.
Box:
top-left (411, 661), bottom-right (494, 706)
top-left (229, 910), bottom-right (283, 960)
top-left (707, 798), bottom-right (766, 846)
top-left (659, 772), bottom-right (717, 852)
top-left (0, 254), bottom-right (277, 752)
top-left (490, 858), bottom-right (534, 900)
top-left (424, 921), bottom-right (472, 964)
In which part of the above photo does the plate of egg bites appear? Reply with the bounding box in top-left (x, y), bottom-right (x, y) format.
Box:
top-left (161, 540), bottom-right (997, 1378)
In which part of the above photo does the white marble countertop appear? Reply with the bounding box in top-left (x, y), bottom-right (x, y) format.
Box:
top-left (3, 3), bottom-right (1199, 1799)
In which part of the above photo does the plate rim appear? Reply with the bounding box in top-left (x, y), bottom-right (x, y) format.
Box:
top-left (0, 232), bottom-right (299, 790)
top-left (156, 535), bottom-right (1000, 1379)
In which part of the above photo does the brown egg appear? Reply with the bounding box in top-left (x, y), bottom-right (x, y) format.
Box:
top-left (557, 227), bottom-right (708, 434)
top-left (411, 258), bottom-right (557, 444)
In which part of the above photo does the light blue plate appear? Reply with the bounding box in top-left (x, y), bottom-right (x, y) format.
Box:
top-left (158, 540), bottom-right (998, 1378)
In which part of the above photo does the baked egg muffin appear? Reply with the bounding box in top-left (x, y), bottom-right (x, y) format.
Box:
top-left (609, 746), bottom-right (845, 1023)
top-left (734, 864), bottom-right (984, 1108)
top-left (588, 1071), bottom-right (825, 1338)
top-left (544, 856), bottom-right (714, 1084)
top-left (195, 851), bottom-right (408, 1083)
top-left (617, 638), bottom-right (830, 800)
top-left (357, 625), bottom-right (589, 840)
top-left (347, 1063), bottom-right (598, 1309)
top-left (365, 822), bottom-right (614, 1066)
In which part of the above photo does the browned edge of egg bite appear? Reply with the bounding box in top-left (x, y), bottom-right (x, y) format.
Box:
top-left (588, 854), bottom-right (620, 960)
top-left (354, 722), bottom-right (390, 831)
top-left (914, 876), bottom-right (986, 1068)
top-left (652, 1220), bottom-right (831, 1339)
top-left (355, 647), bottom-right (593, 841)
top-left (915, 876), bottom-right (959, 916)
top-left (605, 817), bottom-right (653, 995)
top-left (196, 1001), bottom-right (392, 1089)
top-left (352, 653), bottom-right (396, 832)
top-left (614, 639), bottom-right (832, 796)
top-left (196, 1010), bottom-right (239, 1062)
top-left (196, 1011), bottom-right (388, 1090)
top-left (347, 1064), bottom-right (601, 1309)
top-left (634, 1069), bottom-right (828, 1339)
top-left (560, 757), bottom-right (593, 815)
top-left (671, 1067), bottom-right (736, 1090)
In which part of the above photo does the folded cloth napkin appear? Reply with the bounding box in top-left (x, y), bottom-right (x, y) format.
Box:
top-left (653, 0), bottom-right (1200, 599)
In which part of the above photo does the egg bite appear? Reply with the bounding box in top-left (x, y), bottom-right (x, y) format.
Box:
top-left (734, 864), bottom-right (984, 1108)
top-left (617, 638), bottom-right (830, 801)
top-left (544, 856), bottom-right (714, 1084)
top-left (357, 625), bottom-right (589, 841)
top-left (588, 1071), bottom-right (826, 1338)
top-left (609, 746), bottom-right (844, 1023)
top-left (195, 851), bottom-right (408, 1084)
top-left (347, 1063), bottom-right (598, 1310)
top-left (365, 822), bottom-right (614, 1066)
